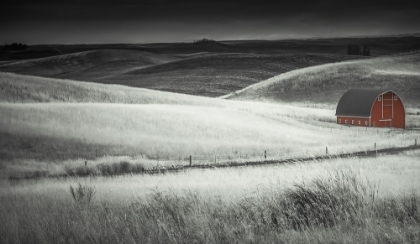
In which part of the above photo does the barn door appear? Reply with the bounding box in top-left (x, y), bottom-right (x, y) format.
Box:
top-left (381, 93), bottom-right (393, 127)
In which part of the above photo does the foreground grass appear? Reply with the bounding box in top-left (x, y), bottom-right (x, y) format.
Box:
top-left (1, 168), bottom-right (419, 244)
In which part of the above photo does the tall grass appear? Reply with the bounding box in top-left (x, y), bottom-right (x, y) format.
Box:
top-left (1, 170), bottom-right (419, 243)
top-left (69, 183), bottom-right (96, 205)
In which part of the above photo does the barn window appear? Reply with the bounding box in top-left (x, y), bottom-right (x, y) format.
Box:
top-left (345, 120), bottom-right (348, 124)
top-left (365, 121), bottom-right (368, 126)
top-left (378, 96), bottom-right (381, 101)
top-left (394, 96), bottom-right (398, 100)
top-left (338, 119), bottom-right (341, 123)
top-left (352, 120), bottom-right (354, 124)
top-left (358, 120), bottom-right (361, 125)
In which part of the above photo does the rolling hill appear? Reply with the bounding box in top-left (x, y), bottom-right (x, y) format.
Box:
top-left (224, 51), bottom-right (420, 108)
top-left (3, 72), bottom-right (418, 178)
top-left (96, 53), bottom-right (367, 97)
top-left (0, 52), bottom-right (364, 97)
top-left (0, 49), bottom-right (178, 79)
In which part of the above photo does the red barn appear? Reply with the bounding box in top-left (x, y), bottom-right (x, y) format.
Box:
top-left (336, 89), bottom-right (405, 129)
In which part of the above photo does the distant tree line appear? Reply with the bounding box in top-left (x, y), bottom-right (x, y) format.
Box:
top-left (2, 43), bottom-right (27, 51)
top-left (347, 45), bottom-right (370, 56)
top-left (193, 38), bottom-right (216, 44)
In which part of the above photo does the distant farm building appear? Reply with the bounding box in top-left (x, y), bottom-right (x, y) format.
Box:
top-left (336, 89), bottom-right (405, 129)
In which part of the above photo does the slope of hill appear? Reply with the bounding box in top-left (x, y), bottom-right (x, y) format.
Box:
top-left (1, 72), bottom-right (419, 178)
top-left (75, 53), bottom-right (365, 97)
top-left (0, 52), bottom-right (365, 97)
top-left (224, 51), bottom-right (420, 108)
top-left (0, 72), bottom-right (219, 106)
top-left (0, 49), bottom-right (178, 78)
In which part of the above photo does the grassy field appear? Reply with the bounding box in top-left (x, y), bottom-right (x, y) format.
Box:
top-left (1, 72), bottom-right (420, 179)
top-left (224, 51), bottom-right (420, 108)
top-left (1, 151), bottom-right (419, 243)
top-left (2, 41), bottom-right (420, 243)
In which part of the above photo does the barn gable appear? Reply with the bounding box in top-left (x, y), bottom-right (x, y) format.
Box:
top-left (335, 89), bottom-right (391, 117)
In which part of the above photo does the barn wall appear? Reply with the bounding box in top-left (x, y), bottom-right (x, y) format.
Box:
top-left (370, 92), bottom-right (405, 129)
top-left (336, 116), bottom-right (369, 127)
top-left (393, 98), bottom-right (405, 128)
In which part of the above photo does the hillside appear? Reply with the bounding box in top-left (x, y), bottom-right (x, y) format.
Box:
top-left (0, 52), bottom-right (364, 97)
top-left (224, 51), bottom-right (420, 108)
top-left (3, 72), bottom-right (419, 178)
top-left (97, 53), bottom-right (367, 97)
top-left (0, 49), bottom-right (178, 78)
top-left (0, 72), bottom-right (219, 106)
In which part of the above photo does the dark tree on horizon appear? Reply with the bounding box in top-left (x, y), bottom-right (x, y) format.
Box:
top-left (3, 43), bottom-right (27, 51)
top-left (347, 44), bottom-right (370, 56)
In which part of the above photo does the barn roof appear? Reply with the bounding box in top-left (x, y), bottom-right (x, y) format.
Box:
top-left (335, 89), bottom-right (394, 117)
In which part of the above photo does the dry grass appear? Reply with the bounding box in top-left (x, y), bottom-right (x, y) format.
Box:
top-left (1, 152), bottom-right (419, 243)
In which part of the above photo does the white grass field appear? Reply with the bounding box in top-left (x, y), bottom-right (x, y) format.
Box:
top-left (1, 72), bottom-right (420, 178)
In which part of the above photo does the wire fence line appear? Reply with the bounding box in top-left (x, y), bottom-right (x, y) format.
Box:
top-left (148, 135), bottom-right (419, 169)
top-left (142, 141), bottom-right (420, 175)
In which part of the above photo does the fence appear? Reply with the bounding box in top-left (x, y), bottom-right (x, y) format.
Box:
top-left (147, 134), bottom-right (419, 169)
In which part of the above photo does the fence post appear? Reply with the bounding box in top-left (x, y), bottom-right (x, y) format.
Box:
top-left (326, 146), bottom-right (328, 155)
top-left (214, 155), bottom-right (217, 164)
top-left (189, 155), bottom-right (192, 166)
top-left (85, 160), bottom-right (87, 166)
top-left (374, 142), bottom-right (377, 156)
top-left (416, 139), bottom-right (418, 146)
top-left (264, 150), bottom-right (267, 159)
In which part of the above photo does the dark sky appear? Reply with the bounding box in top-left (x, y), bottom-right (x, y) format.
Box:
top-left (2, 0), bottom-right (420, 44)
